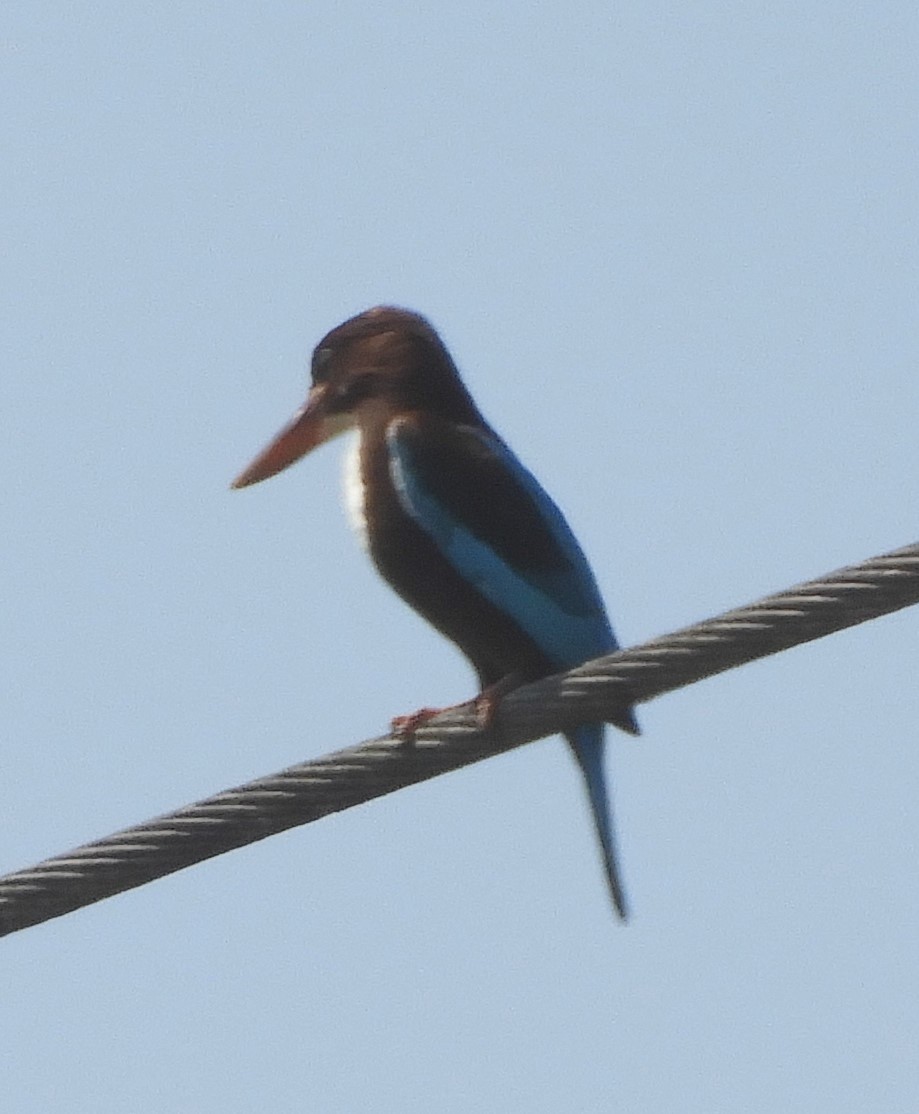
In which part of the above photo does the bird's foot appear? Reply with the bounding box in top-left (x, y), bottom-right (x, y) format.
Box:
top-left (472, 671), bottom-right (524, 729)
top-left (391, 706), bottom-right (442, 742)
top-left (390, 672), bottom-right (525, 742)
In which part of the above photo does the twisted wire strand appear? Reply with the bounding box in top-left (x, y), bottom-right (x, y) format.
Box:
top-left (2, 541), bottom-right (918, 938)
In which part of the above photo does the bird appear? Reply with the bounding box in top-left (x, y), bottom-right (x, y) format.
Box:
top-left (232, 306), bottom-right (639, 918)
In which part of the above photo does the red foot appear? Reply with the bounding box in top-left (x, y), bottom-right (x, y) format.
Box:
top-left (391, 707), bottom-right (442, 740)
top-left (390, 673), bottom-right (524, 741)
top-left (473, 672), bottom-right (523, 729)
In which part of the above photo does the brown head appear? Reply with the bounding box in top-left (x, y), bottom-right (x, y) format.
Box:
top-left (231, 306), bottom-right (483, 489)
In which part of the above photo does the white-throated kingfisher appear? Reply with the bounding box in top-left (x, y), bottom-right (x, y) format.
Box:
top-left (232, 307), bottom-right (639, 918)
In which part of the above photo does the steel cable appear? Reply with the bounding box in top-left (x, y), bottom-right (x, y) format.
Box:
top-left (2, 541), bottom-right (917, 938)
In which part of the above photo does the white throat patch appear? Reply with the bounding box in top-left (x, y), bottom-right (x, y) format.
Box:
top-left (342, 430), bottom-right (368, 548)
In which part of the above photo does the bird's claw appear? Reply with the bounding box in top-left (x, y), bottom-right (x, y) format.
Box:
top-left (391, 672), bottom-right (524, 743)
top-left (390, 707), bottom-right (440, 744)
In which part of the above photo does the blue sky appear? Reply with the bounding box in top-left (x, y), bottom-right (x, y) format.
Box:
top-left (3, 3), bottom-right (917, 1110)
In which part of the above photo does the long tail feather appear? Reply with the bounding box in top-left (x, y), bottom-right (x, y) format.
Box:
top-left (567, 724), bottom-right (628, 920)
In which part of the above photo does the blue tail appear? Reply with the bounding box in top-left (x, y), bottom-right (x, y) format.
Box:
top-left (567, 724), bottom-right (628, 920)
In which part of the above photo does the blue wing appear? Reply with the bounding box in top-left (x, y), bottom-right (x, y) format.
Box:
top-left (386, 416), bottom-right (635, 918)
top-left (386, 418), bottom-right (618, 670)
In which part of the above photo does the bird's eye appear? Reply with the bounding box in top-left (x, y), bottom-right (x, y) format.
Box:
top-left (332, 374), bottom-right (373, 410)
top-left (311, 346), bottom-right (334, 382)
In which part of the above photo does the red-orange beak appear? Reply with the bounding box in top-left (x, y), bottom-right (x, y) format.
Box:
top-left (231, 386), bottom-right (352, 489)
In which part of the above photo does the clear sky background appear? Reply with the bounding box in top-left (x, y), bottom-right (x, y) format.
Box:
top-left (3, 4), bottom-right (917, 1111)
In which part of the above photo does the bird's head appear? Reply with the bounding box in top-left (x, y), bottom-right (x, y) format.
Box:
top-left (232, 306), bottom-right (481, 489)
